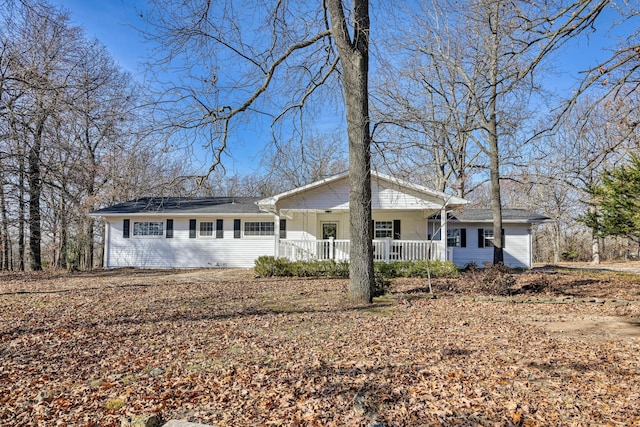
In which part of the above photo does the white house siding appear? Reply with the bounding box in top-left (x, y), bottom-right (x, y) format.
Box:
top-left (371, 211), bottom-right (428, 240)
top-left (283, 211), bottom-right (317, 240)
top-left (372, 179), bottom-right (446, 210)
top-left (503, 227), bottom-right (531, 268)
top-left (316, 212), bottom-right (350, 239)
top-left (283, 210), bottom-right (430, 241)
top-left (105, 216), bottom-right (275, 268)
top-left (276, 176), bottom-right (447, 212)
top-left (278, 177), bottom-right (350, 210)
top-left (448, 223), bottom-right (532, 268)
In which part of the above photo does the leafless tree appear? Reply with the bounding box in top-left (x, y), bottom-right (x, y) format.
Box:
top-left (141, 0), bottom-right (375, 302)
top-left (571, 1), bottom-right (640, 108)
top-left (536, 98), bottom-right (633, 263)
top-left (260, 132), bottom-right (348, 189)
top-left (374, 0), bottom-right (609, 265)
top-left (0, 0), bottom-right (84, 269)
top-left (1, 0), bottom-right (188, 270)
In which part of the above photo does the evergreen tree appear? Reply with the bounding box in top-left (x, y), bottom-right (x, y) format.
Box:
top-left (581, 156), bottom-right (640, 244)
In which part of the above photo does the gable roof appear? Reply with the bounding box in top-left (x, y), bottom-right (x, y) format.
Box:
top-left (448, 208), bottom-right (552, 223)
top-left (89, 197), bottom-right (263, 216)
top-left (257, 170), bottom-right (468, 212)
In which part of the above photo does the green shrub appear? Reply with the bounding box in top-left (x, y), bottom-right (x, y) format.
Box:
top-left (561, 246), bottom-right (579, 261)
top-left (255, 257), bottom-right (458, 280)
top-left (373, 260), bottom-right (458, 279)
top-left (254, 256), bottom-right (292, 277)
top-left (254, 257), bottom-right (352, 278)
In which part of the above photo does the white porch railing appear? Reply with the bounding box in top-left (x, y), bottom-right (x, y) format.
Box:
top-left (279, 238), bottom-right (443, 263)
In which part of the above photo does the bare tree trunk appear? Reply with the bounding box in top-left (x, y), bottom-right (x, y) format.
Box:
top-left (18, 151), bottom-right (25, 271)
top-left (28, 119), bottom-right (44, 271)
top-left (488, 0), bottom-right (504, 265)
top-left (553, 222), bottom-right (561, 263)
top-left (591, 233), bottom-right (600, 264)
top-left (85, 219), bottom-right (94, 269)
top-left (488, 117), bottom-right (504, 265)
top-left (327, 0), bottom-right (375, 303)
top-left (54, 195), bottom-right (68, 269)
top-left (0, 179), bottom-right (8, 270)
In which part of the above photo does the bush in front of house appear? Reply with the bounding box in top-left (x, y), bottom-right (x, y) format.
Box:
top-left (254, 256), bottom-right (350, 278)
top-left (379, 260), bottom-right (459, 278)
top-left (254, 256), bottom-right (458, 279)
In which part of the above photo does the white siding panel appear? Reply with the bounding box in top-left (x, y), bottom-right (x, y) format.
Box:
top-left (285, 211), bottom-right (317, 240)
top-left (277, 176), bottom-right (446, 211)
top-left (449, 224), bottom-right (532, 269)
top-left (373, 181), bottom-right (444, 210)
top-left (372, 211), bottom-right (427, 240)
top-left (503, 227), bottom-right (531, 268)
top-left (105, 217), bottom-right (275, 269)
top-left (279, 177), bottom-right (350, 210)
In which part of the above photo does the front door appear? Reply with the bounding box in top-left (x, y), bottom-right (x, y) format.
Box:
top-left (322, 223), bottom-right (338, 259)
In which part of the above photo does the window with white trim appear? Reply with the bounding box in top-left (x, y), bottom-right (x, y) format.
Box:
top-left (375, 221), bottom-right (393, 238)
top-left (133, 221), bottom-right (164, 236)
top-left (479, 228), bottom-right (495, 247)
top-left (200, 221), bottom-right (214, 236)
top-left (244, 221), bottom-right (274, 236)
top-left (447, 228), bottom-right (466, 247)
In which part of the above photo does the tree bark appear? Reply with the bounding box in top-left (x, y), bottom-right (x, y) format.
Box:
top-left (488, 116), bottom-right (504, 265)
top-left (0, 177), bottom-right (9, 270)
top-left (488, 0), bottom-right (504, 265)
top-left (28, 118), bottom-right (44, 271)
top-left (327, 0), bottom-right (375, 303)
top-left (591, 232), bottom-right (600, 264)
top-left (18, 147), bottom-right (26, 271)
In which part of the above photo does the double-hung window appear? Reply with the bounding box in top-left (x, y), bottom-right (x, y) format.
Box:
top-left (133, 221), bottom-right (164, 237)
top-left (375, 221), bottom-right (393, 239)
top-left (244, 221), bottom-right (274, 236)
top-left (482, 228), bottom-right (494, 247)
top-left (478, 228), bottom-right (504, 248)
top-left (447, 228), bottom-right (466, 247)
top-left (200, 221), bottom-right (214, 237)
top-left (374, 220), bottom-right (401, 239)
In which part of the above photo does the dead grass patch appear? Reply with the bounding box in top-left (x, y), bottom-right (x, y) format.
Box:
top-left (1, 267), bottom-right (639, 426)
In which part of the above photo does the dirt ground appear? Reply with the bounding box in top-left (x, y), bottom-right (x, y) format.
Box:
top-left (551, 260), bottom-right (640, 275)
top-left (2, 263), bottom-right (640, 341)
top-left (1, 263), bottom-right (639, 426)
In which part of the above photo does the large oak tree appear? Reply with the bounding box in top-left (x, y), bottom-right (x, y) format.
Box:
top-left (143, 0), bottom-right (375, 302)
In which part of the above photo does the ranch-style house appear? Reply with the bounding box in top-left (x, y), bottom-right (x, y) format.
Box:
top-left (90, 171), bottom-right (550, 269)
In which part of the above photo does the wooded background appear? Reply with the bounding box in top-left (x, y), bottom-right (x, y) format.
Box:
top-left (1, 0), bottom-right (638, 272)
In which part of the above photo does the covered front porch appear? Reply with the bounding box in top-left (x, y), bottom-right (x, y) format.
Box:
top-left (279, 238), bottom-right (449, 263)
top-left (257, 171), bottom-right (468, 265)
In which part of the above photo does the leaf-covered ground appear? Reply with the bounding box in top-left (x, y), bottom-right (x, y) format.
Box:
top-left (1, 266), bottom-right (639, 426)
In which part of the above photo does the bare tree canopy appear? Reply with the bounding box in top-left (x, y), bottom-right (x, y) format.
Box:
top-left (141, 0), bottom-right (375, 302)
top-left (0, 0), bottom-right (188, 270)
top-left (372, 0), bottom-right (611, 265)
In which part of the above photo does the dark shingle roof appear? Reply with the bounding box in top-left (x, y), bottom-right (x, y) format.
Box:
top-left (449, 208), bottom-right (551, 223)
top-left (90, 197), bottom-right (263, 216)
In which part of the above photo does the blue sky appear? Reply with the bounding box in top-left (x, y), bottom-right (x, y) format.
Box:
top-left (57, 0), bottom-right (145, 75)
top-left (55, 1), bottom-right (633, 176)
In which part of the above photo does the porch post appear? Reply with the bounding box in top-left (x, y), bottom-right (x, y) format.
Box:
top-left (440, 207), bottom-right (447, 261)
top-left (385, 237), bottom-right (391, 263)
top-left (274, 212), bottom-right (280, 258)
top-left (329, 237), bottom-right (334, 260)
top-left (104, 220), bottom-right (110, 268)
